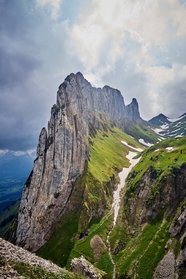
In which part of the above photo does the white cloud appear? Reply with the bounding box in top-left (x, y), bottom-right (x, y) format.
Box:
top-left (70, 0), bottom-right (186, 118)
top-left (36, 0), bottom-right (63, 18)
top-left (144, 63), bottom-right (186, 117)
top-left (70, 0), bottom-right (186, 79)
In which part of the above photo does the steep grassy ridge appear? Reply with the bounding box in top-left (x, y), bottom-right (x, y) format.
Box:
top-left (124, 122), bottom-right (159, 144)
top-left (37, 125), bottom-right (143, 272)
top-left (88, 126), bottom-right (143, 182)
top-left (110, 136), bottom-right (186, 278)
top-left (66, 127), bottom-right (143, 277)
top-left (126, 136), bottom-right (186, 203)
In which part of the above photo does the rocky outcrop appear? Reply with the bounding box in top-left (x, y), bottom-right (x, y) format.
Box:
top-left (153, 251), bottom-right (176, 279)
top-left (90, 235), bottom-right (106, 262)
top-left (14, 72), bottom-right (142, 252)
top-left (125, 163), bottom-right (186, 226)
top-left (169, 204), bottom-right (186, 237)
top-left (125, 98), bottom-right (140, 123)
top-left (177, 244), bottom-right (186, 269)
top-left (0, 264), bottom-right (24, 279)
top-left (0, 238), bottom-right (63, 274)
top-left (70, 256), bottom-right (105, 279)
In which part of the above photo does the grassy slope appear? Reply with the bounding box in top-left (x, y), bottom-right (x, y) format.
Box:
top-left (37, 125), bottom-right (143, 273)
top-left (112, 214), bottom-right (170, 278)
top-left (88, 126), bottom-right (143, 182)
top-left (124, 122), bottom-right (159, 143)
top-left (66, 127), bottom-right (144, 277)
top-left (126, 136), bottom-right (186, 202)
top-left (37, 128), bottom-right (186, 278)
top-left (110, 136), bottom-right (186, 278)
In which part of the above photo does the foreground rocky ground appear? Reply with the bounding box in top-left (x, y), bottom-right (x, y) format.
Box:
top-left (0, 237), bottom-right (69, 278)
top-left (0, 237), bottom-right (62, 272)
top-left (0, 238), bottom-right (104, 279)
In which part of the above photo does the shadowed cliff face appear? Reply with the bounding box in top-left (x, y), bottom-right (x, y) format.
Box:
top-left (15, 72), bottom-right (141, 252)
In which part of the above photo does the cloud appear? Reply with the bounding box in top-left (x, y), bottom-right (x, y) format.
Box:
top-left (149, 63), bottom-right (186, 118)
top-left (0, 45), bottom-right (41, 90)
top-left (0, 0), bottom-right (185, 151)
top-left (69, 0), bottom-right (186, 120)
top-left (36, 0), bottom-right (63, 19)
top-left (70, 0), bottom-right (186, 77)
top-left (0, 0), bottom-right (82, 151)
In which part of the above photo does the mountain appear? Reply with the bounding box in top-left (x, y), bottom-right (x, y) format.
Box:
top-left (4, 72), bottom-right (186, 279)
top-left (9, 72), bottom-right (155, 253)
top-left (149, 113), bottom-right (186, 138)
top-left (0, 150), bottom-right (34, 212)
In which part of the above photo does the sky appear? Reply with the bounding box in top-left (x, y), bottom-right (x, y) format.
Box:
top-left (0, 0), bottom-right (186, 152)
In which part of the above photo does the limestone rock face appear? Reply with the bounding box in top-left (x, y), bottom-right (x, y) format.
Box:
top-left (169, 205), bottom-right (186, 237)
top-left (126, 164), bottom-right (186, 226)
top-left (15, 72), bottom-right (141, 252)
top-left (125, 98), bottom-right (140, 123)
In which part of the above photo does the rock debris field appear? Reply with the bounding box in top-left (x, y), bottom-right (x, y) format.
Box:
top-left (0, 238), bottom-right (63, 278)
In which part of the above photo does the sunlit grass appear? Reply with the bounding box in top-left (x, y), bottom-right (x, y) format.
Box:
top-left (88, 126), bottom-right (143, 182)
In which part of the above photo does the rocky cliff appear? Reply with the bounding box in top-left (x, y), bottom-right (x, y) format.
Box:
top-left (14, 72), bottom-right (142, 252)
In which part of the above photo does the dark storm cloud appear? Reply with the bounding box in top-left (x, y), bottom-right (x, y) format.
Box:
top-left (0, 0), bottom-right (31, 38)
top-left (0, 46), bottom-right (41, 89)
top-left (0, 0), bottom-right (82, 151)
top-left (0, 0), bottom-right (46, 151)
top-left (0, 0), bottom-right (40, 89)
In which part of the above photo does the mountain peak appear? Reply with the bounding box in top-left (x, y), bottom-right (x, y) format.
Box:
top-left (149, 113), bottom-right (169, 126)
top-left (125, 98), bottom-right (141, 122)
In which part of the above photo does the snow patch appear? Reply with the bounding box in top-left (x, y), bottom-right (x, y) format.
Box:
top-left (166, 147), bottom-right (174, 152)
top-left (160, 124), bottom-right (169, 129)
top-left (138, 139), bottom-right (153, 147)
top-left (168, 114), bottom-right (185, 123)
top-left (152, 127), bottom-right (164, 134)
top-left (112, 151), bottom-right (141, 226)
top-left (121, 141), bottom-right (143, 152)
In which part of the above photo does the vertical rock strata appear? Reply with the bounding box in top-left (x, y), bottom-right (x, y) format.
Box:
top-left (15, 72), bottom-right (141, 252)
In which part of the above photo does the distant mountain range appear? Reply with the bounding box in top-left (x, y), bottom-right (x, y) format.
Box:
top-left (149, 113), bottom-right (186, 138)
